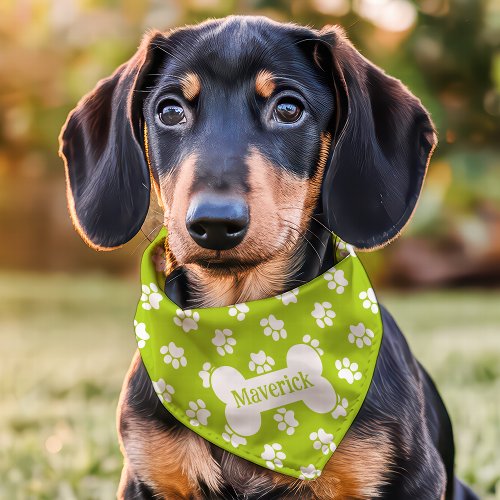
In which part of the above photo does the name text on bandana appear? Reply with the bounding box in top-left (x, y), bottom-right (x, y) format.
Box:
top-left (232, 371), bottom-right (314, 408)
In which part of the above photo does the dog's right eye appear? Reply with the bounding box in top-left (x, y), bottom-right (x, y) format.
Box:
top-left (158, 100), bottom-right (186, 126)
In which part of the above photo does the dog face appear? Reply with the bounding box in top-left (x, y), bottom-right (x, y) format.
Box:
top-left (142, 19), bottom-right (334, 271)
top-left (60, 16), bottom-right (436, 271)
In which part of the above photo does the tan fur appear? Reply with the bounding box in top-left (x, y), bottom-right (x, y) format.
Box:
top-left (180, 72), bottom-right (201, 101)
top-left (299, 132), bottom-right (331, 231)
top-left (163, 238), bottom-right (179, 276)
top-left (255, 69), bottom-right (275, 98)
top-left (117, 353), bottom-right (222, 499)
top-left (267, 428), bottom-right (393, 499)
top-left (144, 125), bottom-right (165, 210)
top-left (182, 147), bottom-right (319, 307)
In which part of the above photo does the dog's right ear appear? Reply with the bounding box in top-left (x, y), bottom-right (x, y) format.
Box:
top-left (59, 31), bottom-right (167, 250)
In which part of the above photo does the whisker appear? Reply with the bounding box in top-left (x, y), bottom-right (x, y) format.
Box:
top-left (278, 206), bottom-right (333, 235)
top-left (279, 216), bottom-right (322, 268)
top-left (130, 223), bottom-right (163, 255)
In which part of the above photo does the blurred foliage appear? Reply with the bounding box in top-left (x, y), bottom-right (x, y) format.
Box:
top-left (0, 0), bottom-right (499, 276)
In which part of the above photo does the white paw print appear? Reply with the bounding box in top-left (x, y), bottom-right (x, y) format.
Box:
top-left (212, 329), bottom-right (236, 356)
top-left (198, 362), bottom-right (213, 388)
top-left (260, 314), bottom-right (287, 341)
top-left (273, 408), bottom-right (299, 435)
top-left (152, 378), bottom-right (175, 404)
top-left (185, 399), bottom-right (210, 426)
top-left (331, 395), bottom-right (349, 419)
top-left (337, 240), bottom-right (356, 258)
top-left (276, 288), bottom-right (299, 305)
top-left (348, 322), bottom-right (375, 348)
top-left (222, 425), bottom-right (247, 448)
top-left (173, 309), bottom-right (200, 332)
top-left (324, 268), bottom-right (348, 294)
top-left (160, 341), bottom-right (187, 369)
top-left (141, 283), bottom-right (163, 310)
top-left (359, 288), bottom-right (379, 314)
top-left (335, 357), bottom-right (362, 384)
top-left (311, 302), bottom-right (336, 328)
top-left (228, 303), bottom-right (249, 321)
top-left (302, 334), bottom-right (324, 355)
top-left (134, 320), bottom-right (150, 348)
top-left (309, 428), bottom-right (336, 455)
top-left (299, 464), bottom-right (321, 480)
top-left (261, 443), bottom-right (286, 470)
top-left (249, 351), bottom-right (275, 374)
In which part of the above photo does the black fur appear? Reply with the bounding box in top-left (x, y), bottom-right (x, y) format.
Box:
top-left (60, 15), bottom-right (478, 500)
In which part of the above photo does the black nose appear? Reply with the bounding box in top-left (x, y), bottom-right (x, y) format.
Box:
top-left (186, 194), bottom-right (249, 250)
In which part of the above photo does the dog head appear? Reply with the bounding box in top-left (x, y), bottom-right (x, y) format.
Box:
top-left (60, 16), bottom-right (436, 274)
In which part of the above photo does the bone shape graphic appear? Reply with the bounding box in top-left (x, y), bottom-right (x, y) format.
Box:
top-left (211, 344), bottom-right (337, 436)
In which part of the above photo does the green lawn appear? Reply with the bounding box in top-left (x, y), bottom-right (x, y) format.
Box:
top-left (0, 273), bottom-right (499, 499)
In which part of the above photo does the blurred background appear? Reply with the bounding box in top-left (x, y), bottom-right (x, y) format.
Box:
top-left (0, 0), bottom-right (499, 498)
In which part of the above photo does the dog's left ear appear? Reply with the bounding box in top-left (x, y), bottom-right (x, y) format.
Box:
top-left (315, 26), bottom-right (437, 250)
top-left (59, 31), bottom-right (166, 250)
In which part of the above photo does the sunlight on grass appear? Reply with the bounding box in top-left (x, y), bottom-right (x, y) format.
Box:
top-left (1, 273), bottom-right (499, 498)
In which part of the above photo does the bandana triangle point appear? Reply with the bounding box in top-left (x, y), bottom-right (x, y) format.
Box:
top-left (135, 227), bottom-right (383, 479)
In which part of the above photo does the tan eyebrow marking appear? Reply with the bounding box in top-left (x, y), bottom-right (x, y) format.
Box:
top-left (255, 70), bottom-right (275, 98)
top-left (180, 72), bottom-right (201, 101)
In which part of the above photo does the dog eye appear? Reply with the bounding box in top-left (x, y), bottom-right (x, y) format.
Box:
top-left (273, 98), bottom-right (303, 123)
top-left (158, 100), bottom-right (186, 126)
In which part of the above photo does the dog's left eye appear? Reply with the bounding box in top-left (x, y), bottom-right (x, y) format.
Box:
top-left (273, 98), bottom-right (303, 123)
top-left (158, 100), bottom-right (186, 126)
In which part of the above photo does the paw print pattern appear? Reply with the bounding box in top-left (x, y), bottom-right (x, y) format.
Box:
top-left (309, 428), bottom-right (336, 455)
top-left (185, 399), bottom-right (210, 426)
top-left (348, 322), bottom-right (375, 348)
top-left (337, 240), bottom-right (356, 258)
top-left (331, 395), bottom-right (349, 419)
top-left (261, 443), bottom-right (286, 470)
top-left (222, 425), bottom-right (247, 448)
top-left (198, 362), bottom-right (213, 388)
top-left (359, 288), bottom-right (379, 314)
top-left (173, 309), bottom-right (200, 332)
top-left (228, 303), bottom-right (249, 321)
top-left (152, 378), bottom-right (175, 404)
top-left (302, 335), bottom-right (324, 356)
top-left (260, 315), bottom-right (287, 341)
top-left (134, 320), bottom-right (150, 348)
top-left (276, 288), bottom-right (299, 305)
top-left (311, 302), bottom-right (336, 329)
top-left (249, 351), bottom-right (275, 374)
top-left (141, 283), bottom-right (163, 310)
top-left (212, 329), bottom-right (236, 356)
top-left (299, 464), bottom-right (321, 480)
top-left (335, 358), bottom-right (362, 384)
top-left (160, 342), bottom-right (187, 369)
top-left (273, 408), bottom-right (299, 435)
top-left (324, 268), bottom-right (348, 294)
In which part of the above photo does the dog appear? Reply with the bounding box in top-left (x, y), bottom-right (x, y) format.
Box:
top-left (59, 15), bottom-right (479, 500)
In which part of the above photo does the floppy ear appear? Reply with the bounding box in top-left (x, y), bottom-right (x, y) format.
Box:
top-left (59, 31), bottom-right (166, 250)
top-left (317, 26), bottom-right (437, 250)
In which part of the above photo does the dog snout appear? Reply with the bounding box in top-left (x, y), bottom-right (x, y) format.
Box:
top-left (186, 194), bottom-right (249, 250)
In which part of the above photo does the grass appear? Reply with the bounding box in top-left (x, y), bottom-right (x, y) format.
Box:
top-left (0, 272), bottom-right (499, 499)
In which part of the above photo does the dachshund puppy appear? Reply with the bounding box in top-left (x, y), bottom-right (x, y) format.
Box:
top-left (59, 15), bottom-right (478, 500)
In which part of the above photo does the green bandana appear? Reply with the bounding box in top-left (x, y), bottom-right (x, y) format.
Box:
top-left (134, 228), bottom-right (382, 480)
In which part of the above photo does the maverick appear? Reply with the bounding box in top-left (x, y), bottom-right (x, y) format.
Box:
top-left (231, 370), bottom-right (315, 408)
